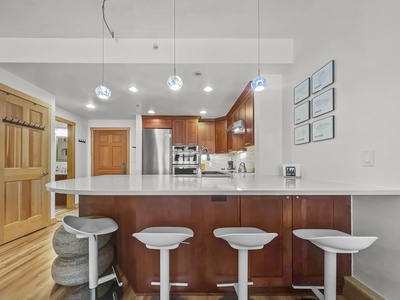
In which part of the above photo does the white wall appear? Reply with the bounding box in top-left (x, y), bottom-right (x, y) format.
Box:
top-left (280, 1), bottom-right (400, 298)
top-left (282, 0), bottom-right (400, 188)
top-left (255, 74), bottom-right (283, 175)
top-left (87, 119), bottom-right (137, 175)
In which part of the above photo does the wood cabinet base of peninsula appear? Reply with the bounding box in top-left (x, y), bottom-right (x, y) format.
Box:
top-left (79, 195), bottom-right (350, 296)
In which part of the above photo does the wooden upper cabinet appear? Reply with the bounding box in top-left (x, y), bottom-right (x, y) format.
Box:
top-left (172, 119), bottom-right (186, 145)
top-left (185, 118), bottom-right (199, 145)
top-left (172, 117), bottom-right (199, 145)
top-left (198, 121), bottom-right (216, 153)
top-left (142, 116), bottom-right (172, 129)
top-left (215, 119), bottom-right (227, 153)
top-left (244, 93), bottom-right (254, 147)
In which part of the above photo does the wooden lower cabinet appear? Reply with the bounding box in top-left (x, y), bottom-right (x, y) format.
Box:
top-left (241, 196), bottom-right (293, 290)
top-left (292, 195), bottom-right (351, 289)
top-left (79, 194), bottom-right (350, 295)
top-left (55, 174), bottom-right (67, 205)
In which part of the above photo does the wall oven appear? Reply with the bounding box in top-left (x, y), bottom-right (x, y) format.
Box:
top-left (172, 145), bottom-right (199, 176)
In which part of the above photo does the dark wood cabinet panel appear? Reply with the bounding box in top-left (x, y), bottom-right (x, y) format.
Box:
top-left (55, 174), bottom-right (67, 206)
top-left (292, 195), bottom-right (351, 289)
top-left (172, 119), bottom-right (186, 145)
top-left (79, 194), bottom-right (351, 295)
top-left (241, 196), bottom-right (292, 288)
top-left (185, 119), bottom-right (198, 145)
top-left (142, 117), bottom-right (172, 129)
top-left (215, 119), bottom-right (227, 153)
top-left (244, 95), bottom-right (254, 146)
top-left (198, 121), bottom-right (215, 153)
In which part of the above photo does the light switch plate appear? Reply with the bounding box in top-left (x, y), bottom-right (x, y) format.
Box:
top-left (362, 150), bottom-right (375, 167)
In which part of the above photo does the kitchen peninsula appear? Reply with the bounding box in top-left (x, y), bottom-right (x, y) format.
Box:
top-left (46, 174), bottom-right (396, 296)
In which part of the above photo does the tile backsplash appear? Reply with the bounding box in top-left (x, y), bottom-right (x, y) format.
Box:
top-left (201, 146), bottom-right (255, 173)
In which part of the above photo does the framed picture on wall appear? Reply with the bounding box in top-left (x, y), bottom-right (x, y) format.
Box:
top-left (312, 60), bottom-right (334, 94)
top-left (312, 88), bottom-right (334, 118)
top-left (294, 123), bottom-right (310, 145)
top-left (294, 101), bottom-right (310, 124)
top-left (294, 78), bottom-right (310, 104)
top-left (312, 116), bottom-right (334, 142)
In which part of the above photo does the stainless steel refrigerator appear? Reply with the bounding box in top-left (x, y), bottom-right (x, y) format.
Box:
top-left (142, 128), bottom-right (172, 174)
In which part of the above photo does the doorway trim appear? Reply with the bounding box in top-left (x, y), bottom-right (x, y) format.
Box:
top-left (55, 116), bottom-right (76, 209)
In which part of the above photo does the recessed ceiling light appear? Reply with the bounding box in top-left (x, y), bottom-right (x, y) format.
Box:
top-left (204, 86), bottom-right (213, 92)
top-left (200, 110), bottom-right (207, 114)
top-left (129, 86), bottom-right (139, 92)
top-left (148, 110), bottom-right (155, 114)
top-left (86, 103), bottom-right (95, 109)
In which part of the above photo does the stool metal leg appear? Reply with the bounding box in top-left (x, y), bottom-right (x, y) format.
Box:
top-left (238, 249), bottom-right (248, 300)
top-left (88, 235), bottom-right (98, 300)
top-left (324, 251), bottom-right (337, 300)
top-left (160, 249), bottom-right (170, 300)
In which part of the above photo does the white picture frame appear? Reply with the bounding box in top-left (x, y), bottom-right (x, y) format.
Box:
top-left (312, 60), bottom-right (334, 94)
top-left (312, 116), bottom-right (334, 142)
top-left (294, 123), bottom-right (310, 145)
top-left (312, 88), bottom-right (334, 118)
top-left (294, 101), bottom-right (310, 124)
top-left (294, 78), bottom-right (310, 104)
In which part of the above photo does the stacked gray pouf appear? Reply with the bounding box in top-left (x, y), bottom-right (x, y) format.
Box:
top-left (51, 225), bottom-right (114, 287)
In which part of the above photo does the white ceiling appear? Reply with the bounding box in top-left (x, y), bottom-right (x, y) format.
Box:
top-left (0, 0), bottom-right (308, 119)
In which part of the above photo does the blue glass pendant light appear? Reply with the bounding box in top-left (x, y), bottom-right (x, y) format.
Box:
top-left (252, 0), bottom-right (267, 91)
top-left (167, 0), bottom-right (183, 90)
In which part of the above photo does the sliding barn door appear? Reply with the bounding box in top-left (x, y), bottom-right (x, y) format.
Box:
top-left (0, 88), bottom-right (50, 245)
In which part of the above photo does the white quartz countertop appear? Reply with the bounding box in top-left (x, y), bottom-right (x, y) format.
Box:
top-left (45, 174), bottom-right (400, 196)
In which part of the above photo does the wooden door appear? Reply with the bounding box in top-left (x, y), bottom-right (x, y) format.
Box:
top-left (92, 128), bottom-right (129, 176)
top-left (0, 88), bottom-right (50, 245)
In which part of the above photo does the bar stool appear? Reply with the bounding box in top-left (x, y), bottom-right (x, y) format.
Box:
top-left (293, 229), bottom-right (378, 300)
top-left (133, 226), bottom-right (194, 300)
top-left (214, 227), bottom-right (278, 300)
top-left (62, 216), bottom-right (122, 300)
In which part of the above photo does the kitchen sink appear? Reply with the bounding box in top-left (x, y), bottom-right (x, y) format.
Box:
top-left (201, 171), bottom-right (232, 178)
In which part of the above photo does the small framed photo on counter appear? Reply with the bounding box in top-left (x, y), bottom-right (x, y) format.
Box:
top-left (312, 115), bottom-right (334, 142)
top-left (294, 123), bottom-right (310, 145)
top-left (312, 60), bottom-right (334, 94)
top-left (294, 101), bottom-right (310, 124)
top-left (312, 88), bottom-right (334, 118)
top-left (294, 78), bottom-right (310, 104)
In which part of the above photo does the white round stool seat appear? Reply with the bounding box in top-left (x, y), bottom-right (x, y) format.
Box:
top-left (133, 226), bottom-right (194, 250)
top-left (63, 215), bottom-right (118, 238)
top-left (292, 229), bottom-right (378, 300)
top-left (293, 229), bottom-right (378, 253)
top-left (62, 215), bottom-right (121, 300)
top-left (214, 227), bottom-right (278, 250)
top-left (214, 227), bottom-right (278, 300)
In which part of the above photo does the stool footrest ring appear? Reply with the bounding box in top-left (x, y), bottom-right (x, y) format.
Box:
top-left (151, 282), bottom-right (188, 287)
top-left (98, 266), bottom-right (123, 287)
top-left (292, 285), bottom-right (324, 300)
top-left (217, 281), bottom-right (253, 287)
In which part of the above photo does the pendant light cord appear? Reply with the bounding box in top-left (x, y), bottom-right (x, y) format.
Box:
top-left (101, 0), bottom-right (115, 86)
top-left (173, 0), bottom-right (176, 76)
top-left (257, 0), bottom-right (261, 77)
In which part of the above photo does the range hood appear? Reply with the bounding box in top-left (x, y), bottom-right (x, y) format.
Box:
top-left (227, 119), bottom-right (245, 134)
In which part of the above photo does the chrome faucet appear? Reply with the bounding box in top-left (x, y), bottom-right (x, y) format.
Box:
top-left (197, 146), bottom-right (211, 177)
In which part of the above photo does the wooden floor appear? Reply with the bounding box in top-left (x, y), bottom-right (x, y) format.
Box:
top-left (0, 209), bottom-right (347, 300)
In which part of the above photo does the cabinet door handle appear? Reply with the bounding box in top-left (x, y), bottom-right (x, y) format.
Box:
top-left (122, 162), bottom-right (127, 175)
